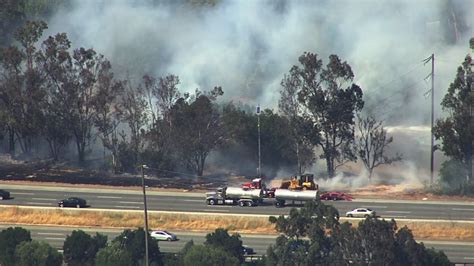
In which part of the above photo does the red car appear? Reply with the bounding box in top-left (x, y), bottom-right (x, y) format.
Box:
top-left (320, 192), bottom-right (353, 201)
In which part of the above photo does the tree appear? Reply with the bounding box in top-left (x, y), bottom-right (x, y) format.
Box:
top-left (438, 159), bottom-right (469, 193)
top-left (38, 33), bottom-right (114, 163)
top-left (0, 20), bottom-right (47, 156)
top-left (142, 74), bottom-right (181, 171)
top-left (279, 71), bottom-right (315, 174)
top-left (333, 219), bottom-right (451, 265)
top-left (116, 82), bottom-right (149, 170)
top-left (143, 74), bottom-right (180, 126)
top-left (356, 115), bottom-right (401, 180)
top-left (63, 230), bottom-right (107, 266)
top-left (204, 228), bottom-right (243, 263)
top-left (95, 243), bottom-right (133, 266)
top-left (0, 0), bottom-right (26, 47)
top-left (434, 38), bottom-right (474, 189)
top-left (15, 240), bottom-right (62, 266)
top-left (0, 227), bottom-right (31, 266)
top-left (267, 200), bottom-right (341, 265)
top-left (36, 32), bottom-right (73, 160)
top-left (284, 52), bottom-right (364, 177)
top-left (92, 60), bottom-right (123, 171)
top-left (111, 228), bottom-right (162, 266)
top-left (170, 87), bottom-right (226, 176)
top-left (182, 245), bottom-right (239, 266)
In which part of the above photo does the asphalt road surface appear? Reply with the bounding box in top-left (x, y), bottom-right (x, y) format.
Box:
top-left (1, 184), bottom-right (474, 221)
top-left (0, 224), bottom-right (472, 264)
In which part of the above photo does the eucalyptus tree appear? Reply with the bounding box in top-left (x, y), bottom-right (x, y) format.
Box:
top-left (434, 38), bottom-right (474, 188)
top-left (0, 20), bottom-right (47, 155)
top-left (283, 52), bottom-right (364, 177)
top-left (279, 71), bottom-right (315, 174)
top-left (169, 87), bottom-right (225, 176)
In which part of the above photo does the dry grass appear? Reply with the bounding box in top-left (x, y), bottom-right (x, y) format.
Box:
top-left (1, 207), bottom-right (473, 241)
top-left (0, 207), bottom-right (274, 234)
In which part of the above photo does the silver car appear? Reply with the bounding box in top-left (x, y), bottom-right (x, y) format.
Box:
top-left (150, 230), bottom-right (177, 241)
top-left (346, 208), bottom-right (376, 218)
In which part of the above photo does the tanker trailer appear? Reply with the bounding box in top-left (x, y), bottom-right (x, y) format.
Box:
top-left (206, 187), bottom-right (263, 207)
top-left (274, 189), bottom-right (318, 207)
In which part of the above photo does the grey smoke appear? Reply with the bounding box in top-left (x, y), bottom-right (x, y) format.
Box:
top-left (44, 0), bottom-right (473, 179)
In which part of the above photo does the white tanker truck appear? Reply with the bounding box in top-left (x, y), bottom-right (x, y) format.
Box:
top-left (206, 187), bottom-right (263, 207)
top-left (274, 189), bottom-right (319, 207)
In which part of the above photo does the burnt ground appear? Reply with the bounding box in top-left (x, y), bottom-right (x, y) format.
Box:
top-left (0, 157), bottom-right (232, 191)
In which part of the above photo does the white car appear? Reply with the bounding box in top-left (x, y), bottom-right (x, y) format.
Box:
top-left (346, 208), bottom-right (376, 218)
top-left (150, 230), bottom-right (177, 241)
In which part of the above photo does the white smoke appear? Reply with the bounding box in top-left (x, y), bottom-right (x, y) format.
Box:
top-left (43, 0), bottom-right (473, 181)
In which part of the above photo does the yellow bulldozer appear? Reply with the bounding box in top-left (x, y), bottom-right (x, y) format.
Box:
top-left (280, 174), bottom-right (318, 190)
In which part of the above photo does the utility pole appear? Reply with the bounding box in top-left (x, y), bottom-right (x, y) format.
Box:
top-left (424, 54), bottom-right (435, 185)
top-left (430, 53), bottom-right (435, 185)
top-left (141, 165), bottom-right (149, 266)
top-left (257, 105), bottom-right (261, 177)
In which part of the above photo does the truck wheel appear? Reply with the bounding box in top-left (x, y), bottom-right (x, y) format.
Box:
top-left (275, 201), bottom-right (283, 208)
top-left (209, 199), bottom-right (216, 205)
top-left (246, 201), bottom-right (253, 207)
top-left (239, 201), bottom-right (245, 207)
top-left (76, 204), bottom-right (81, 208)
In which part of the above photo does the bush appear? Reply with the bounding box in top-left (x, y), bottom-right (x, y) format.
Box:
top-left (95, 243), bottom-right (133, 266)
top-left (15, 240), bottom-right (62, 266)
top-left (0, 227), bottom-right (31, 266)
top-left (63, 230), bottom-right (107, 266)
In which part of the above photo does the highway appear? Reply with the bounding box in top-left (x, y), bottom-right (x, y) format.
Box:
top-left (1, 184), bottom-right (474, 221)
top-left (0, 224), bottom-right (472, 264)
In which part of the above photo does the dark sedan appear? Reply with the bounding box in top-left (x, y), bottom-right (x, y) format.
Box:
top-left (0, 189), bottom-right (10, 200)
top-left (58, 197), bottom-right (87, 208)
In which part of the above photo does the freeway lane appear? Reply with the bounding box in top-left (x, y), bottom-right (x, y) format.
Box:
top-left (0, 224), bottom-right (472, 264)
top-left (1, 184), bottom-right (474, 221)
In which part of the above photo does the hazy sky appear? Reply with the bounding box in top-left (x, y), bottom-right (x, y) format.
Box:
top-left (45, 0), bottom-right (473, 126)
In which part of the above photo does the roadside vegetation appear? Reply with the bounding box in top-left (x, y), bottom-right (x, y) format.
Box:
top-left (1, 1), bottom-right (472, 196)
top-left (0, 206), bottom-right (473, 242)
top-left (0, 201), bottom-right (452, 265)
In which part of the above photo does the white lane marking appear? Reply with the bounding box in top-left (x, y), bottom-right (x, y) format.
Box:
top-left (464, 257), bottom-right (474, 260)
top-left (114, 205), bottom-right (141, 209)
top-left (25, 202), bottom-right (53, 205)
top-left (118, 201), bottom-right (142, 204)
top-left (98, 196), bottom-right (122, 199)
top-left (385, 211), bottom-right (411, 214)
top-left (183, 199), bottom-right (203, 202)
top-left (200, 209), bottom-right (229, 212)
top-left (13, 192), bottom-right (35, 195)
top-left (452, 208), bottom-right (474, 211)
top-left (32, 198), bottom-right (56, 201)
top-left (38, 232), bottom-right (64, 236)
top-left (362, 206), bottom-right (387, 208)
top-left (44, 237), bottom-right (64, 240)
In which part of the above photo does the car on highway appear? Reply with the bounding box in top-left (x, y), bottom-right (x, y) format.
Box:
top-left (0, 189), bottom-right (10, 200)
top-left (242, 245), bottom-right (256, 255)
top-left (346, 208), bottom-right (376, 218)
top-left (58, 197), bottom-right (87, 208)
top-left (150, 230), bottom-right (177, 241)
